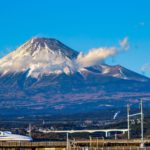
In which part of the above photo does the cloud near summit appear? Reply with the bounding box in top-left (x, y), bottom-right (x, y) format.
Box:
top-left (76, 37), bottom-right (130, 68)
top-left (76, 47), bottom-right (117, 68)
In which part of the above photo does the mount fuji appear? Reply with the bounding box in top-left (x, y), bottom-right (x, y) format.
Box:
top-left (0, 37), bottom-right (150, 117)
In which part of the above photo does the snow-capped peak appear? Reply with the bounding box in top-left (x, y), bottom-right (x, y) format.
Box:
top-left (0, 37), bottom-right (78, 78)
top-left (19, 37), bottom-right (78, 58)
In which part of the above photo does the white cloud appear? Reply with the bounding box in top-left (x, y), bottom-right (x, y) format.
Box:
top-left (119, 37), bottom-right (130, 51)
top-left (76, 36), bottom-right (130, 68)
top-left (76, 47), bottom-right (117, 68)
top-left (139, 22), bottom-right (145, 26)
top-left (141, 64), bottom-right (150, 75)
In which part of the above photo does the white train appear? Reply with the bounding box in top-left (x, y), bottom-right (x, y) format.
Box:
top-left (0, 131), bottom-right (32, 141)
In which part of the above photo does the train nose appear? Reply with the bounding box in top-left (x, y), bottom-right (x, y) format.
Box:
top-left (26, 136), bottom-right (33, 141)
top-left (29, 137), bottom-right (33, 141)
top-left (21, 135), bottom-right (33, 141)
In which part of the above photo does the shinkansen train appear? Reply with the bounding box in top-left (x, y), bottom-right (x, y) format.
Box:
top-left (0, 131), bottom-right (32, 141)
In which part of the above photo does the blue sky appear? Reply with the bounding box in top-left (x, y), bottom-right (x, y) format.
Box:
top-left (0, 0), bottom-right (150, 76)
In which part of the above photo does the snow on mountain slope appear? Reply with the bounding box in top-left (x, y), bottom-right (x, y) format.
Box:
top-left (79, 64), bottom-right (149, 82)
top-left (0, 38), bottom-right (78, 78)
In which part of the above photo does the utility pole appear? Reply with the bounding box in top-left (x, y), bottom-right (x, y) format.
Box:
top-left (115, 133), bottom-right (117, 140)
top-left (127, 104), bottom-right (130, 140)
top-left (96, 137), bottom-right (99, 150)
top-left (140, 99), bottom-right (144, 148)
top-left (89, 136), bottom-right (92, 149)
top-left (29, 123), bottom-right (32, 137)
top-left (66, 132), bottom-right (70, 150)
